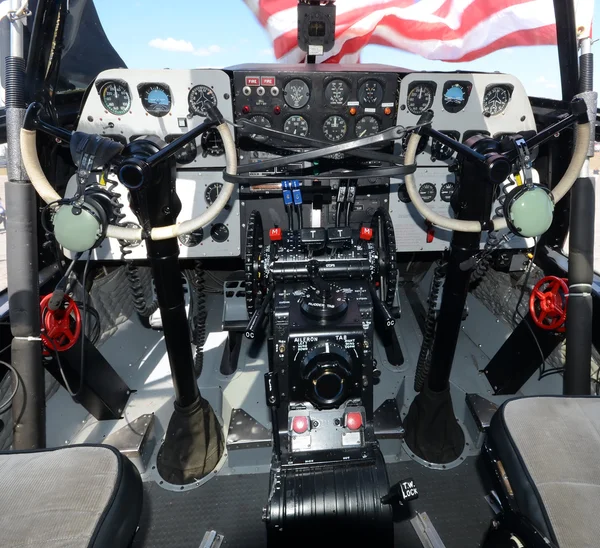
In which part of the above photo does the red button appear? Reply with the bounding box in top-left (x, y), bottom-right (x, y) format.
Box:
top-left (346, 412), bottom-right (363, 431)
top-left (273, 105), bottom-right (281, 115)
top-left (292, 416), bottom-right (309, 434)
top-left (245, 76), bottom-right (260, 86)
top-left (261, 76), bottom-right (275, 86)
top-left (242, 105), bottom-right (251, 114)
top-left (360, 227), bottom-right (373, 241)
top-left (269, 228), bottom-right (282, 241)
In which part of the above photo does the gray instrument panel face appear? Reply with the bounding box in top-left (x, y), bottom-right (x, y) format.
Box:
top-left (391, 72), bottom-right (537, 252)
top-left (64, 172), bottom-right (241, 260)
top-left (77, 69), bottom-right (234, 169)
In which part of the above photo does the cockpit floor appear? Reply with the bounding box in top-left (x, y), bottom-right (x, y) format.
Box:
top-left (133, 456), bottom-right (491, 548)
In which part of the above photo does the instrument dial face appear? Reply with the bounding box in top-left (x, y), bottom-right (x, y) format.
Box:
top-left (440, 182), bottom-right (456, 202)
top-left (200, 128), bottom-right (224, 156)
top-left (358, 80), bottom-right (384, 107)
top-left (188, 85), bottom-right (218, 117)
top-left (442, 82), bottom-right (471, 113)
top-left (210, 223), bottom-right (229, 243)
top-left (284, 79), bottom-right (310, 109)
top-left (322, 115), bottom-right (347, 142)
top-left (431, 131), bottom-right (460, 161)
top-left (355, 116), bottom-right (380, 138)
top-left (325, 79), bottom-right (350, 106)
top-left (100, 82), bottom-right (131, 115)
top-left (140, 84), bottom-right (172, 117)
top-left (164, 134), bottom-right (197, 164)
top-left (248, 115), bottom-right (272, 142)
top-left (407, 84), bottom-right (434, 115)
top-left (283, 115), bottom-right (309, 136)
top-left (419, 183), bottom-right (437, 203)
top-left (205, 182), bottom-right (223, 205)
top-left (179, 228), bottom-right (204, 247)
top-left (483, 86), bottom-right (510, 116)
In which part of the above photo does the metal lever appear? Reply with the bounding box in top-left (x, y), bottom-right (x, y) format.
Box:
top-left (369, 284), bottom-right (395, 330)
top-left (381, 477), bottom-right (419, 505)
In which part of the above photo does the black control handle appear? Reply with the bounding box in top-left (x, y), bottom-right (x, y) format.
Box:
top-left (245, 286), bottom-right (274, 340)
top-left (381, 477), bottom-right (419, 505)
top-left (369, 284), bottom-right (395, 330)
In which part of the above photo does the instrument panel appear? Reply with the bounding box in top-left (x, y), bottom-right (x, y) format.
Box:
top-left (72, 66), bottom-right (540, 260)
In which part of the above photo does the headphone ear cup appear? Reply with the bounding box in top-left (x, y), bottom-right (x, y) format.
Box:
top-left (81, 196), bottom-right (108, 248)
top-left (503, 185), bottom-right (554, 238)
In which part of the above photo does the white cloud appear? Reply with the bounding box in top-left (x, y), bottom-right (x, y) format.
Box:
top-left (194, 44), bottom-right (223, 57)
top-left (149, 37), bottom-right (194, 52)
top-left (259, 47), bottom-right (274, 57)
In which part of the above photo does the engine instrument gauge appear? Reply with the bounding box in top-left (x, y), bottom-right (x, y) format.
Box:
top-left (419, 183), bottom-right (437, 203)
top-left (358, 80), bottom-right (384, 107)
top-left (210, 223), bottom-right (229, 243)
top-left (440, 182), bottom-right (456, 202)
top-left (164, 134), bottom-right (197, 164)
top-left (325, 79), bottom-right (350, 106)
top-left (407, 84), bottom-right (434, 115)
top-left (355, 116), bottom-right (380, 138)
top-left (100, 82), bottom-right (131, 115)
top-left (442, 81), bottom-right (471, 113)
top-left (205, 182), bottom-right (223, 205)
top-left (431, 131), bottom-right (460, 161)
top-left (179, 228), bottom-right (204, 247)
top-left (322, 115), bottom-right (347, 142)
top-left (283, 115), bottom-right (309, 136)
top-left (188, 85), bottom-right (218, 117)
top-left (139, 83), bottom-right (172, 117)
top-left (284, 79), bottom-right (310, 109)
top-left (248, 115), bottom-right (272, 142)
top-left (398, 183), bottom-right (411, 203)
top-left (483, 86), bottom-right (511, 116)
top-left (200, 128), bottom-right (224, 156)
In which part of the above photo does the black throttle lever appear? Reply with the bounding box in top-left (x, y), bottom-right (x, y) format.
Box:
top-left (245, 286), bottom-right (274, 340)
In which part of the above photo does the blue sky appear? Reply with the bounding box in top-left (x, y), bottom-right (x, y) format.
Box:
top-left (95, 0), bottom-right (599, 100)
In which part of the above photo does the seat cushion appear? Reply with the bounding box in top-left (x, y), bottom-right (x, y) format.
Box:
top-left (0, 444), bottom-right (142, 548)
top-left (489, 397), bottom-right (600, 548)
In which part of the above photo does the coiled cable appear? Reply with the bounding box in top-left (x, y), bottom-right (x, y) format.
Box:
top-left (192, 260), bottom-right (207, 377)
top-left (414, 261), bottom-right (446, 392)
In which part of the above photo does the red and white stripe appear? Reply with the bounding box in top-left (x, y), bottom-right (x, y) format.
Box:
top-left (244, 0), bottom-right (593, 63)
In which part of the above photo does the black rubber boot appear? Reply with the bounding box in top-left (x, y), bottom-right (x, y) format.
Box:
top-left (156, 397), bottom-right (224, 484)
top-left (404, 385), bottom-right (465, 464)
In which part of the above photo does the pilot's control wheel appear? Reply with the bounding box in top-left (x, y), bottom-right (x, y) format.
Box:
top-left (371, 208), bottom-right (398, 308)
top-left (245, 210), bottom-right (267, 316)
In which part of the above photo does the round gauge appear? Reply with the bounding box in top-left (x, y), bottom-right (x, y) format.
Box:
top-left (188, 85), bottom-right (218, 117)
top-left (325, 79), bottom-right (350, 106)
top-left (284, 79), bottom-right (310, 109)
top-left (431, 132), bottom-right (459, 161)
top-left (407, 84), bottom-right (434, 115)
top-left (440, 182), bottom-right (456, 202)
top-left (283, 115), bottom-right (309, 136)
top-left (205, 182), bottom-right (223, 205)
top-left (355, 116), bottom-right (380, 138)
top-left (248, 115), bottom-right (272, 142)
top-left (419, 183), bottom-right (437, 203)
top-left (179, 228), bottom-right (204, 247)
top-left (140, 84), bottom-right (171, 117)
top-left (164, 135), bottom-right (197, 164)
top-left (210, 223), bottom-right (229, 243)
top-left (358, 80), bottom-right (384, 107)
top-left (201, 128), bottom-right (224, 156)
top-left (322, 115), bottom-right (347, 142)
top-left (442, 82), bottom-right (470, 113)
top-left (402, 133), bottom-right (428, 155)
top-left (483, 86), bottom-right (510, 116)
top-left (398, 183), bottom-right (411, 203)
top-left (100, 82), bottom-right (131, 115)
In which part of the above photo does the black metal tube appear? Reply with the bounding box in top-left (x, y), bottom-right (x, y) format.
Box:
top-left (147, 238), bottom-right (200, 408)
top-left (5, 54), bottom-right (46, 447)
top-left (553, 0), bottom-right (579, 101)
top-left (579, 54), bottom-right (593, 92)
top-left (564, 176), bottom-right (595, 395)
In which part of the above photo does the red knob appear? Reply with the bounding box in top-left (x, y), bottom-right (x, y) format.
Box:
top-left (40, 294), bottom-right (82, 354)
top-left (360, 227), bottom-right (373, 241)
top-left (269, 227), bottom-right (282, 241)
top-left (529, 276), bottom-right (568, 331)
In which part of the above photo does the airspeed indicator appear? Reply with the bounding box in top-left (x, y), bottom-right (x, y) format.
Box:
top-left (283, 115), bottom-right (309, 136)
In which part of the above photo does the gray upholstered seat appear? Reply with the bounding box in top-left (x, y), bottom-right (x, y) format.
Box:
top-left (0, 444), bottom-right (143, 548)
top-left (488, 397), bottom-right (600, 547)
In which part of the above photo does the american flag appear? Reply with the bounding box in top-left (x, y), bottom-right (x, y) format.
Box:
top-left (243, 0), bottom-right (594, 63)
